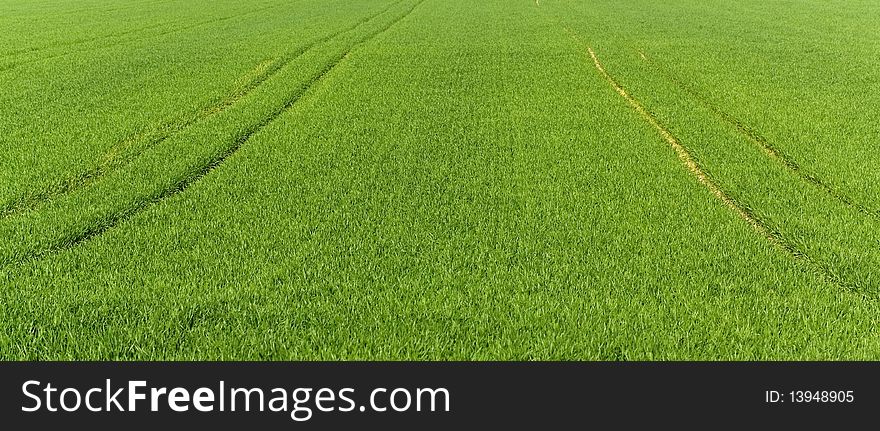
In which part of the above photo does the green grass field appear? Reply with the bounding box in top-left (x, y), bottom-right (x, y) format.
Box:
top-left (2, 0), bottom-right (879, 360)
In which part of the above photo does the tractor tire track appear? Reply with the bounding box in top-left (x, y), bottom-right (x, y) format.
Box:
top-left (534, 5), bottom-right (865, 291)
top-left (0, 0), bottom-right (406, 220)
top-left (3, 0), bottom-right (425, 269)
top-left (563, 29), bottom-right (857, 292)
top-left (637, 49), bottom-right (878, 218)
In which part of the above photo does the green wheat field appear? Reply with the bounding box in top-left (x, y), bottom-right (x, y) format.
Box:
top-left (1, 0), bottom-right (879, 359)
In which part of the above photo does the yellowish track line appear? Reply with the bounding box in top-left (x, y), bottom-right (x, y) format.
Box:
top-left (548, 18), bottom-right (860, 291)
top-left (586, 46), bottom-right (772, 239)
top-left (582, 44), bottom-right (863, 292)
top-left (636, 48), bottom-right (878, 218)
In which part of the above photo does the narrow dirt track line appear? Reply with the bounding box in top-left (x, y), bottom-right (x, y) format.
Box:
top-left (2, 0), bottom-right (426, 269)
top-left (0, 0), bottom-right (407, 220)
top-left (587, 46), bottom-right (769, 239)
top-left (637, 49), bottom-right (878, 218)
top-left (577, 40), bottom-right (858, 292)
top-left (530, 5), bottom-right (865, 292)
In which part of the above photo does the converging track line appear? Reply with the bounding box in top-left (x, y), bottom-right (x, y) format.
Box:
top-left (0, 0), bottom-right (408, 220)
top-left (585, 45), bottom-right (768, 238)
top-left (562, 31), bottom-right (857, 292)
top-left (519, 3), bottom-right (861, 292)
top-left (1, 0), bottom-right (426, 269)
top-left (637, 49), bottom-right (878, 218)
